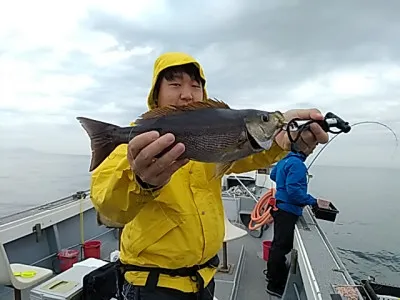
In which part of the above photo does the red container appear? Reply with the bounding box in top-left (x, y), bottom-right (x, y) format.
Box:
top-left (58, 249), bottom-right (79, 272)
top-left (83, 240), bottom-right (101, 259)
top-left (262, 240), bottom-right (272, 261)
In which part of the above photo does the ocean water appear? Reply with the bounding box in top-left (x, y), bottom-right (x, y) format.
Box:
top-left (308, 165), bottom-right (400, 286)
top-left (1, 150), bottom-right (399, 286)
top-left (0, 150), bottom-right (91, 216)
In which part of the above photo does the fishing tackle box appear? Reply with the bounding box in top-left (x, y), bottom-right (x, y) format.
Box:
top-left (311, 202), bottom-right (339, 222)
top-left (30, 259), bottom-right (108, 300)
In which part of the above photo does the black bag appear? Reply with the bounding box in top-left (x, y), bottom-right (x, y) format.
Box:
top-left (82, 261), bottom-right (123, 300)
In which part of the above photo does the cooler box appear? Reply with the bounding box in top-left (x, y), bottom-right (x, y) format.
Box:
top-left (30, 264), bottom-right (98, 300)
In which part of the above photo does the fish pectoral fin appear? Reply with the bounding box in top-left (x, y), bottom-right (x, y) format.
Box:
top-left (96, 211), bottom-right (125, 228)
top-left (211, 161), bottom-right (234, 181)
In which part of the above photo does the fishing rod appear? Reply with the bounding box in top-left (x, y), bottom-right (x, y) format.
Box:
top-left (307, 120), bottom-right (398, 170)
top-left (285, 111), bottom-right (352, 155)
top-left (239, 111), bottom-right (399, 260)
top-left (284, 112), bottom-right (399, 170)
top-left (235, 111), bottom-right (398, 234)
top-left (242, 112), bottom-right (354, 233)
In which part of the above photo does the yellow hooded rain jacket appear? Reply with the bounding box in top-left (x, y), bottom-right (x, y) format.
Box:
top-left (90, 52), bottom-right (287, 293)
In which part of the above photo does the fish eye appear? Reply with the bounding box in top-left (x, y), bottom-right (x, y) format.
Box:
top-left (261, 114), bottom-right (269, 122)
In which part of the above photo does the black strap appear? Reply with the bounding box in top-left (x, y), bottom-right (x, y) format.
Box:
top-left (119, 255), bottom-right (219, 299)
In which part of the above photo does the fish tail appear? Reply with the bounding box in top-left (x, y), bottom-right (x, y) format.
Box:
top-left (77, 117), bottom-right (123, 172)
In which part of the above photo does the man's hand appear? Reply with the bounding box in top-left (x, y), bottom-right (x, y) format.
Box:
top-left (275, 108), bottom-right (329, 153)
top-left (127, 131), bottom-right (189, 188)
top-left (317, 199), bottom-right (331, 209)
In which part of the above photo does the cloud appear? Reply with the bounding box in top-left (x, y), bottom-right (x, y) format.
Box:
top-left (1, 0), bottom-right (400, 167)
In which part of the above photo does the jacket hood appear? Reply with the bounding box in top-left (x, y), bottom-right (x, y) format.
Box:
top-left (147, 52), bottom-right (208, 110)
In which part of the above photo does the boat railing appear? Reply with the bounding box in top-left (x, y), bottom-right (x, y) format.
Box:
top-left (0, 189), bottom-right (93, 245)
top-left (228, 173), bottom-right (365, 299)
top-left (0, 189), bottom-right (91, 225)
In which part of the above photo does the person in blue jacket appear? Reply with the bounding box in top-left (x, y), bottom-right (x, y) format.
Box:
top-left (265, 148), bottom-right (323, 297)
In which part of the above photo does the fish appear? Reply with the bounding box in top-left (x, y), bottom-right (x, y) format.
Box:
top-left (77, 98), bottom-right (286, 179)
top-left (96, 212), bottom-right (125, 228)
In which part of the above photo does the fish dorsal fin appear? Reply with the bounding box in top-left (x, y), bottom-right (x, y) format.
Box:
top-left (136, 98), bottom-right (230, 121)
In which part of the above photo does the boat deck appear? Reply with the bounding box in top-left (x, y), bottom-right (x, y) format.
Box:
top-left (0, 182), bottom-right (363, 300)
top-left (1, 226), bottom-right (276, 300)
top-left (297, 206), bottom-right (355, 297)
top-left (214, 222), bottom-right (278, 300)
top-left (233, 229), bottom-right (279, 300)
top-left (217, 194), bottom-right (280, 300)
top-left (0, 196), bottom-right (279, 300)
top-left (0, 228), bottom-right (118, 300)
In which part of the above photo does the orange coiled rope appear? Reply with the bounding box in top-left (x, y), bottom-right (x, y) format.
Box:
top-left (248, 188), bottom-right (278, 230)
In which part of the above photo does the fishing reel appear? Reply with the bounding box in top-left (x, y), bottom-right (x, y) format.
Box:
top-left (285, 112), bottom-right (351, 152)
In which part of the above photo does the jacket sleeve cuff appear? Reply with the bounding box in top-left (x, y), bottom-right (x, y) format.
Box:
top-left (309, 196), bottom-right (318, 206)
top-left (135, 174), bottom-right (163, 192)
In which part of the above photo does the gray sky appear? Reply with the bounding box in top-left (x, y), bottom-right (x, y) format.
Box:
top-left (1, 0), bottom-right (399, 168)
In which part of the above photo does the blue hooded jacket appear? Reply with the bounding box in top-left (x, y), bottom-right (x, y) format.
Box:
top-left (270, 151), bottom-right (317, 216)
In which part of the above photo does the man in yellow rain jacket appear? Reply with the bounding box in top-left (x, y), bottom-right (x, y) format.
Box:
top-left (90, 52), bottom-right (329, 300)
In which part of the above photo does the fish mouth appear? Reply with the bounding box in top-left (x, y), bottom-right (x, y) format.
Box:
top-left (247, 130), bottom-right (273, 150)
top-left (245, 111), bottom-right (286, 151)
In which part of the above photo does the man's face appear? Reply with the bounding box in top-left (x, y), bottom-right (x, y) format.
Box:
top-left (157, 72), bottom-right (204, 108)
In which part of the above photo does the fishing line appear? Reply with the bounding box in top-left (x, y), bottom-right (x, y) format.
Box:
top-left (306, 120), bottom-right (399, 171)
top-left (137, 114), bottom-right (398, 299)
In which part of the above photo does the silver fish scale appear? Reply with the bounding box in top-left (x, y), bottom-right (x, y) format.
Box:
top-left (176, 126), bottom-right (249, 162)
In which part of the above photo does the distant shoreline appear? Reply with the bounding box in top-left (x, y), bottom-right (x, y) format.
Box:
top-left (1, 147), bottom-right (399, 170)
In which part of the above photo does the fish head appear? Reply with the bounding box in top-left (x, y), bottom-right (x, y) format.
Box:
top-left (244, 110), bottom-right (286, 150)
